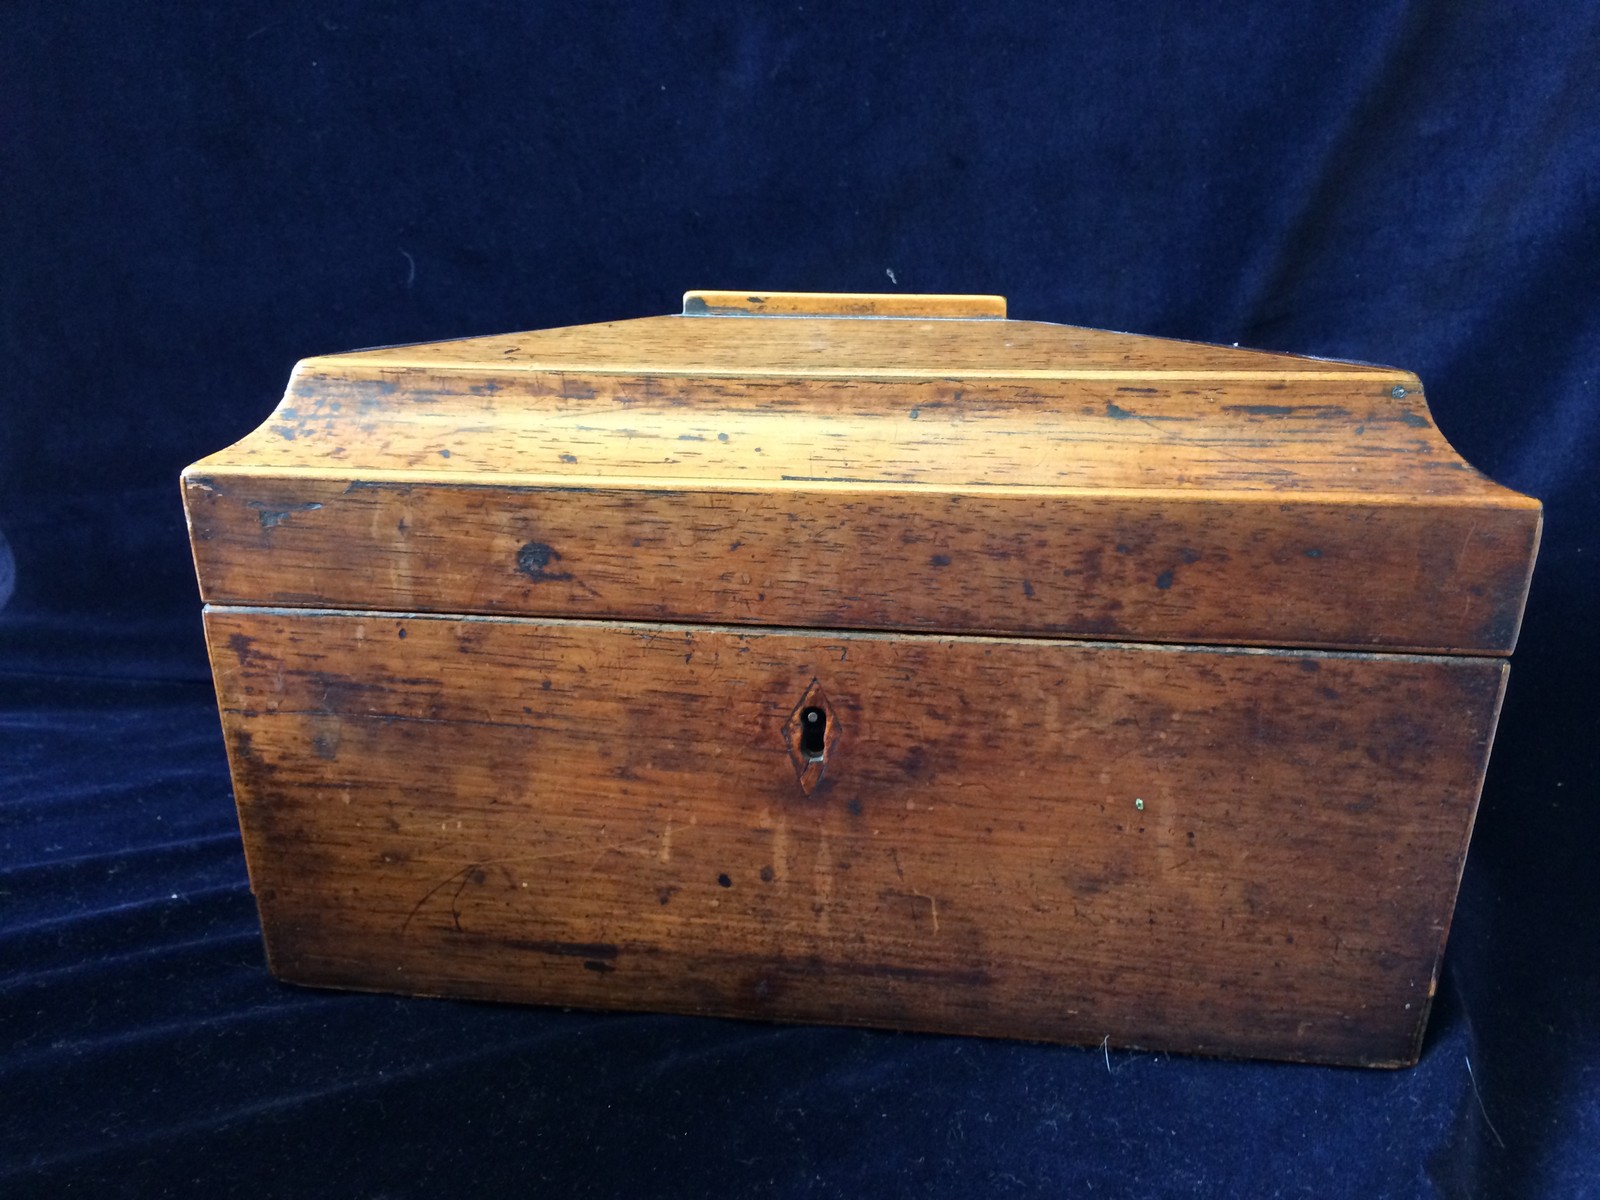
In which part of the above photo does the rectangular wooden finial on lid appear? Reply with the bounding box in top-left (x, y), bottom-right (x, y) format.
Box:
top-left (682, 289), bottom-right (1007, 319)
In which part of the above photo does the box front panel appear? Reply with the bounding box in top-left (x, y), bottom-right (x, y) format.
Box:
top-left (206, 608), bottom-right (1506, 1065)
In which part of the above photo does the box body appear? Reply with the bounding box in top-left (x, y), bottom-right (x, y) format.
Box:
top-left (185, 291), bottom-right (1540, 1065)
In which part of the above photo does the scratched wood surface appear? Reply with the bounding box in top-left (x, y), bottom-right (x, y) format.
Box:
top-left (196, 361), bottom-right (1507, 498)
top-left (185, 473), bottom-right (1536, 654)
top-left (207, 606), bottom-right (1507, 1067)
top-left (182, 296), bottom-right (1540, 653)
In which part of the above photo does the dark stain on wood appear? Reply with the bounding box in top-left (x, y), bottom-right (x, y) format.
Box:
top-left (1225, 404), bottom-right (1297, 417)
top-left (516, 541), bottom-right (572, 582)
top-left (503, 939), bottom-right (621, 960)
top-left (227, 631), bottom-right (254, 667)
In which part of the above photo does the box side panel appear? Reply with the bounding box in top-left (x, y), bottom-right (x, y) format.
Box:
top-left (206, 608), bottom-right (1506, 1066)
top-left (187, 474), bottom-right (1538, 654)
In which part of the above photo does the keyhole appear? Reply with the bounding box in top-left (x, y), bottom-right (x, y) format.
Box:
top-left (800, 707), bottom-right (827, 759)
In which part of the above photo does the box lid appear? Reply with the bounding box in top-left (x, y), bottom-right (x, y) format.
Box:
top-left (184, 291), bottom-right (1540, 654)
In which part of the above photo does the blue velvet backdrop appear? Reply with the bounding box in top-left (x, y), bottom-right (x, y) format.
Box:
top-left (3, 3), bottom-right (1597, 1196)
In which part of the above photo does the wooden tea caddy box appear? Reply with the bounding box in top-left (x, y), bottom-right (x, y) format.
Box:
top-left (183, 290), bottom-right (1540, 1067)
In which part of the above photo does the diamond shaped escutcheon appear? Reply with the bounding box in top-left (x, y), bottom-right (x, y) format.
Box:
top-left (783, 678), bottom-right (838, 796)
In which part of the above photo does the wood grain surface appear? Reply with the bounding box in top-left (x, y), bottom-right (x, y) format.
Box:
top-left (182, 305), bottom-right (1540, 653)
top-left (195, 361), bottom-right (1504, 498)
top-left (272, 308), bottom-right (1419, 375)
top-left (185, 472), bottom-right (1536, 654)
top-left (207, 606), bottom-right (1507, 1067)
top-left (682, 289), bottom-right (1008, 318)
top-left (187, 296), bottom-right (1539, 1065)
